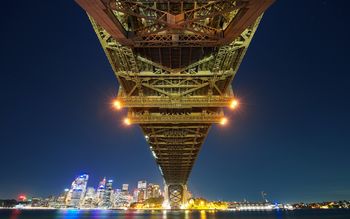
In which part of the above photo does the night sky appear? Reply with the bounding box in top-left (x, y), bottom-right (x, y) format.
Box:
top-left (0, 0), bottom-right (349, 203)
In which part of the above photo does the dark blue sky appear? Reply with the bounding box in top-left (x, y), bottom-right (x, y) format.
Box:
top-left (0, 0), bottom-right (349, 203)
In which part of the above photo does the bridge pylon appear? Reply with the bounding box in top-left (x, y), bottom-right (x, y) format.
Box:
top-left (164, 184), bottom-right (189, 209)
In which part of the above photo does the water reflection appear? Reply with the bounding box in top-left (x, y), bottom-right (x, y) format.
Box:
top-left (57, 209), bottom-right (80, 219)
top-left (149, 210), bottom-right (158, 219)
top-left (53, 209), bottom-right (278, 219)
top-left (10, 209), bottom-right (21, 219)
top-left (162, 210), bottom-right (167, 219)
top-left (185, 210), bottom-right (190, 219)
top-left (124, 210), bottom-right (136, 219)
top-left (200, 210), bottom-right (207, 219)
top-left (2, 208), bottom-right (346, 219)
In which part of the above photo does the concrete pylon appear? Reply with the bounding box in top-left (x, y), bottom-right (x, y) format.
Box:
top-left (164, 184), bottom-right (188, 209)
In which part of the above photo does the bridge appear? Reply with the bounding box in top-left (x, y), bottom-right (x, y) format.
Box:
top-left (76, 0), bottom-right (274, 208)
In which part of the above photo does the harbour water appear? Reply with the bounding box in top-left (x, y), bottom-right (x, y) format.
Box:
top-left (1, 209), bottom-right (350, 219)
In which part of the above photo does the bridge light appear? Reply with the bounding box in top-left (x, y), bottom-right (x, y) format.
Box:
top-left (230, 99), bottom-right (239, 109)
top-left (152, 151), bottom-right (158, 159)
top-left (113, 100), bottom-right (122, 110)
top-left (220, 117), bottom-right (228, 125)
top-left (124, 118), bottom-right (131, 125)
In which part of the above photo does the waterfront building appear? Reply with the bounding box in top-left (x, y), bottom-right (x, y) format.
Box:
top-left (137, 180), bottom-right (147, 202)
top-left (95, 177), bottom-right (106, 206)
top-left (138, 181), bottom-right (147, 190)
top-left (82, 187), bottom-right (96, 208)
top-left (113, 189), bottom-right (128, 208)
top-left (111, 184), bottom-right (132, 207)
top-left (146, 184), bottom-right (161, 199)
top-left (228, 202), bottom-right (278, 211)
top-left (122, 184), bottom-right (129, 192)
top-left (56, 189), bottom-right (69, 208)
top-left (30, 197), bottom-right (44, 207)
top-left (113, 188), bottom-right (130, 208)
top-left (67, 174), bottom-right (89, 207)
top-left (47, 195), bottom-right (58, 208)
top-left (138, 189), bottom-right (146, 202)
top-left (101, 179), bottom-right (113, 208)
top-left (132, 189), bottom-right (139, 203)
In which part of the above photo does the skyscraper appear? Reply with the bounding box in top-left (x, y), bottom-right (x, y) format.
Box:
top-left (147, 184), bottom-right (161, 199)
top-left (138, 181), bottom-right (147, 190)
top-left (101, 179), bottom-right (113, 208)
top-left (67, 174), bottom-right (89, 207)
top-left (56, 188), bottom-right (70, 208)
top-left (95, 177), bottom-right (106, 207)
top-left (122, 184), bottom-right (129, 192)
top-left (82, 187), bottom-right (96, 208)
top-left (133, 189), bottom-right (138, 203)
top-left (113, 188), bottom-right (130, 208)
top-left (137, 180), bottom-right (147, 202)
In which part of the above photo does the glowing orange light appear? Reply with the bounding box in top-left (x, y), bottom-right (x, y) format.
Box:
top-left (124, 118), bottom-right (131, 125)
top-left (113, 100), bottom-right (122, 110)
top-left (230, 99), bottom-right (239, 109)
top-left (220, 117), bottom-right (228, 125)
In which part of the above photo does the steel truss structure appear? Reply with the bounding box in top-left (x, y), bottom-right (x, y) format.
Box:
top-left (76, 0), bottom-right (274, 208)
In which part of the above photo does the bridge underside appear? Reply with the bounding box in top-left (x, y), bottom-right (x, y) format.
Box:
top-left (142, 124), bottom-right (210, 185)
top-left (76, 0), bottom-right (274, 208)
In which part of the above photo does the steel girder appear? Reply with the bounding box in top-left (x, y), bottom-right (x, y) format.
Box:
top-left (76, 0), bottom-right (274, 207)
top-left (142, 123), bottom-right (210, 184)
top-left (76, 0), bottom-right (274, 47)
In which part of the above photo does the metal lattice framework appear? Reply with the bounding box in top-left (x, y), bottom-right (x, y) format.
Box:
top-left (76, 0), bottom-right (274, 208)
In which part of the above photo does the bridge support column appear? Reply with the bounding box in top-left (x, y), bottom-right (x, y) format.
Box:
top-left (164, 184), bottom-right (188, 209)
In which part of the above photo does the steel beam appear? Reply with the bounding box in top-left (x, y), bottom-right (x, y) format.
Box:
top-left (76, 0), bottom-right (274, 208)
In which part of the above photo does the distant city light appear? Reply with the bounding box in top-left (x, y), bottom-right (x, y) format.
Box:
top-left (113, 100), bottom-right (122, 110)
top-left (220, 117), bottom-right (228, 125)
top-left (230, 99), bottom-right (239, 109)
top-left (124, 118), bottom-right (131, 125)
top-left (9, 173), bottom-right (341, 211)
top-left (18, 195), bottom-right (27, 201)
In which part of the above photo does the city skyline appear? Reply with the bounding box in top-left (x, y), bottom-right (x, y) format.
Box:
top-left (11, 173), bottom-right (164, 209)
top-left (9, 172), bottom-right (349, 206)
top-left (0, 0), bottom-right (350, 205)
top-left (8, 173), bottom-right (349, 211)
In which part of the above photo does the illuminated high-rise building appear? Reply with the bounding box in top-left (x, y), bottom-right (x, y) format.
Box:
top-left (82, 187), bottom-right (96, 208)
top-left (122, 184), bottom-right (129, 192)
top-left (67, 174), bottom-right (89, 207)
top-left (113, 183), bottom-right (131, 207)
top-left (86, 187), bottom-right (96, 198)
top-left (95, 177), bottom-right (106, 206)
top-left (101, 179), bottom-right (113, 208)
top-left (56, 189), bottom-right (69, 208)
top-left (138, 191), bottom-right (146, 202)
top-left (137, 180), bottom-right (147, 202)
top-left (113, 188), bottom-right (131, 208)
top-left (132, 189), bottom-right (139, 203)
top-left (147, 184), bottom-right (161, 199)
top-left (138, 181), bottom-right (147, 189)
